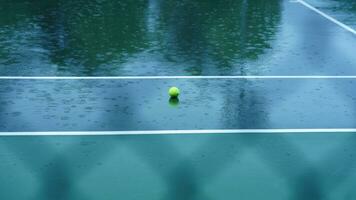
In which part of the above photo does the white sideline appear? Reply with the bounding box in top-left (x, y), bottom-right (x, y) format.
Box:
top-left (0, 76), bottom-right (356, 80)
top-left (0, 129), bottom-right (356, 136)
top-left (296, 0), bottom-right (356, 35)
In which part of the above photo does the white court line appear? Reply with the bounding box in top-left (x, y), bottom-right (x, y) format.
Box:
top-left (0, 129), bottom-right (356, 136)
top-left (1, 76), bottom-right (356, 80)
top-left (296, 0), bottom-right (356, 35)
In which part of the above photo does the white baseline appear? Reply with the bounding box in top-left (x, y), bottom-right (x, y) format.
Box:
top-left (1, 76), bottom-right (356, 80)
top-left (1, 129), bottom-right (356, 136)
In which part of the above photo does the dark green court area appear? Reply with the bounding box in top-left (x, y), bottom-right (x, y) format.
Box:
top-left (0, 0), bottom-right (355, 76)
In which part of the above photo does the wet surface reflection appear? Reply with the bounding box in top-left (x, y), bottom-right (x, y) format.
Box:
top-left (1, 0), bottom-right (355, 76)
top-left (0, 0), bottom-right (282, 76)
top-left (0, 79), bottom-right (356, 131)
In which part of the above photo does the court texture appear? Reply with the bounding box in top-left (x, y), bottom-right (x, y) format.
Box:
top-left (0, 0), bottom-right (356, 199)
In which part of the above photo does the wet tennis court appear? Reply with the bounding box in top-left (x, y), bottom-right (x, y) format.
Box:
top-left (0, 0), bottom-right (356, 199)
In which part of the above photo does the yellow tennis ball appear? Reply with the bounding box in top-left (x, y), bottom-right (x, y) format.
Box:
top-left (169, 87), bottom-right (180, 98)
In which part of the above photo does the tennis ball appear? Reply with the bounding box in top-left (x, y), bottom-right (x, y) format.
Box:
top-left (169, 87), bottom-right (180, 98)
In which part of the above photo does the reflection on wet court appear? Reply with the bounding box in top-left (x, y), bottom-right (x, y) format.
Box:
top-left (1, 79), bottom-right (356, 131)
top-left (0, 0), bottom-right (356, 199)
top-left (0, 0), bottom-right (355, 76)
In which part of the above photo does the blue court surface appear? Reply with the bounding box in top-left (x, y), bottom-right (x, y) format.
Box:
top-left (0, 0), bottom-right (356, 199)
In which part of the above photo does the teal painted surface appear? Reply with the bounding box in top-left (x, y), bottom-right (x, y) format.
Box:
top-left (1, 133), bottom-right (356, 200)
